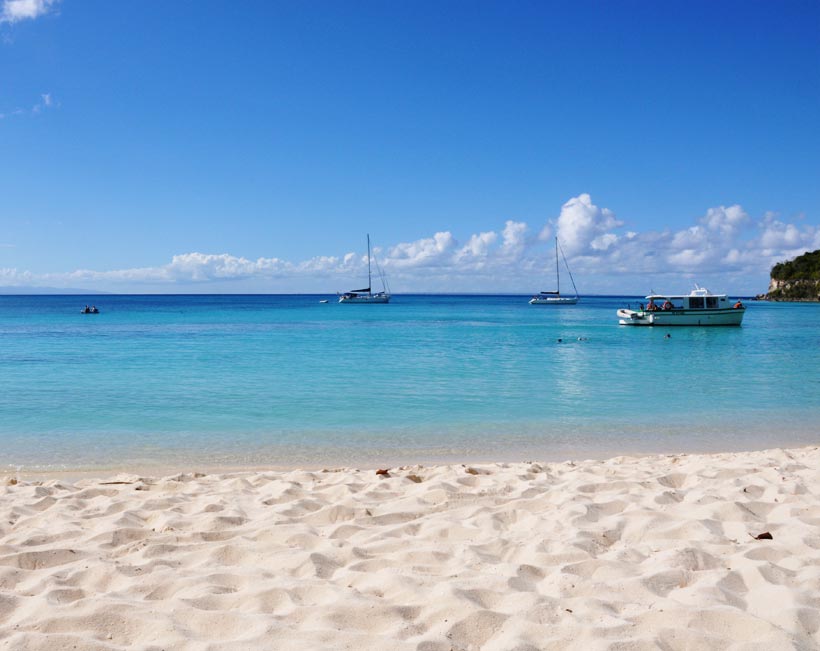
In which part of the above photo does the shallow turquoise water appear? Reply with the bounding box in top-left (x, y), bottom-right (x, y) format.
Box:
top-left (1, 295), bottom-right (818, 470)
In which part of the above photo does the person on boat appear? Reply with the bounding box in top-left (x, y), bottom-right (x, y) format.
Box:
top-left (733, 300), bottom-right (744, 309)
top-left (646, 300), bottom-right (658, 311)
top-left (83, 305), bottom-right (90, 313)
top-left (91, 306), bottom-right (99, 313)
top-left (662, 300), bottom-right (673, 310)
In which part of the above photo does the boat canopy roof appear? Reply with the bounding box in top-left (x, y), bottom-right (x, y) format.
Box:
top-left (645, 287), bottom-right (727, 301)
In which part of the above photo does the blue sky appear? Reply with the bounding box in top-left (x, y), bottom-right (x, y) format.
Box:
top-left (2, 0), bottom-right (819, 293)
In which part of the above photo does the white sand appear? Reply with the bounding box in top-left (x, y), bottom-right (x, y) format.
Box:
top-left (1, 446), bottom-right (819, 651)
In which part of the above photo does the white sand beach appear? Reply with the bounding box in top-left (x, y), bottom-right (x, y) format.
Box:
top-left (2, 446), bottom-right (819, 650)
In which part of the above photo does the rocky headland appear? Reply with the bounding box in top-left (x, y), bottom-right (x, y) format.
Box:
top-left (756, 248), bottom-right (820, 301)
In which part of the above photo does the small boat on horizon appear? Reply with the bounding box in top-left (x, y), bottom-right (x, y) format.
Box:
top-left (339, 234), bottom-right (391, 304)
top-left (617, 286), bottom-right (746, 326)
top-left (529, 237), bottom-right (579, 305)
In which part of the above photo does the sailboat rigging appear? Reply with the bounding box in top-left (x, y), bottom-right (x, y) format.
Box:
top-left (529, 237), bottom-right (579, 305)
top-left (339, 234), bottom-right (391, 303)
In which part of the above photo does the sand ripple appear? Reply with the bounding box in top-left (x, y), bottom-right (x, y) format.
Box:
top-left (1, 446), bottom-right (819, 650)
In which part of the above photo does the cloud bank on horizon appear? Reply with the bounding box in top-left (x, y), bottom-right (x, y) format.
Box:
top-left (2, 195), bottom-right (818, 294)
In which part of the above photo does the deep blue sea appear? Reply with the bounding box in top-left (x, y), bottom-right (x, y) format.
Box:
top-left (1, 294), bottom-right (818, 471)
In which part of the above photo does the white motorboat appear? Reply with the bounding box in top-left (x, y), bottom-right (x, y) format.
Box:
top-left (339, 234), bottom-right (391, 304)
top-left (530, 237), bottom-right (579, 305)
top-left (617, 286), bottom-right (746, 326)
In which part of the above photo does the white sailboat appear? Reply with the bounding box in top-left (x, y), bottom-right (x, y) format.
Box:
top-left (339, 234), bottom-right (391, 304)
top-left (529, 237), bottom-right (579, 305)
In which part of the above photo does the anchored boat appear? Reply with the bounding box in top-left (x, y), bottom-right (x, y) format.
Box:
top-left (617, 286), bottom-right (745, 326)
top-left (339, 234), bottom-right (390, 304)
top-left (529, 237), bottom-right (579, 305)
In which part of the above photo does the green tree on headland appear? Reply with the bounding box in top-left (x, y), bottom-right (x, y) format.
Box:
top-left (766, 249), bottom-right (820, 301)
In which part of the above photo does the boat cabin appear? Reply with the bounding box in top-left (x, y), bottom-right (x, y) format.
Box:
top-left (643, 288), bottom-right (734, 312)
top-left (618, 286), bottom-right (744, 326)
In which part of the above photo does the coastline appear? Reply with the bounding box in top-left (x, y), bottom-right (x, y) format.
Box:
top-left (8, 418), bottom-right (820, 480)
top-left (2, 445), bottom-right (819, 650)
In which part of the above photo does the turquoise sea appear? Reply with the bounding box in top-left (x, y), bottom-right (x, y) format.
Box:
top-left (1, 295), bottom-right (818, 471)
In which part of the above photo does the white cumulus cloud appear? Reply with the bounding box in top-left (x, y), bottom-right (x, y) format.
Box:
top-left (759, 217), bottom-right (804, 250)
top-left (500, 221), bottom-right (528, 257)
top-left (590, 233), bottom-right (618, 251)
top-left (166, 253), bottom-right (280, 281)
top-left (700, 204), bottom-right (749, 236)
top-left (387, 231), bottom-right (457, 268)
top-left (0, 267), bottom-right (34, 284)
top-left (456, 231), bottom-right (498, 262)
top-left (555, 193), bottom-right (622, 256)
top-left (1, 0), bottom-right (58, 23)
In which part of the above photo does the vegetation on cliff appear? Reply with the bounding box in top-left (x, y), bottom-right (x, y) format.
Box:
top-left (766, 249), bottom-right (820, 301)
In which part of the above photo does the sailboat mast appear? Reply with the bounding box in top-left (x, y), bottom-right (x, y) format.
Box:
top-left (555, 237), bottom-right (560, 295)
top-left (367, 234), bottom-right (372, 297)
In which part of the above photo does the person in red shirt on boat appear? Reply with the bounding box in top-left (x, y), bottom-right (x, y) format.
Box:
top-left (646, 299), bottom-right (658, 311)
top-left (734, 300), bottom-right (744, 309)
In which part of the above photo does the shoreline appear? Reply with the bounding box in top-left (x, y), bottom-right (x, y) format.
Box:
top-left (2, 445), bottom-right (819, 649)
top-left (7, 429), bottom-right (820, 481)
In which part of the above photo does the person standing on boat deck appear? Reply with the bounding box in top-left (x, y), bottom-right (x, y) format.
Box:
top-left (646, 299), bottom-right (657, 311)
top-left (734, 300), bottom-right (744, 309)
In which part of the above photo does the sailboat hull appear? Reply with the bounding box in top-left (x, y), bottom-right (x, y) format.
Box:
top-left (529, 296), bottom-right (578, 305)
top-left (338, 294), bottom-right (390, 304)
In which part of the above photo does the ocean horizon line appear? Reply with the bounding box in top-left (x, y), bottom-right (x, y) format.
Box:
top-left (0, 291), bottom-right (758, 298)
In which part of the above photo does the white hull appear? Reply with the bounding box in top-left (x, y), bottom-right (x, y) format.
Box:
top-left (617, 308), bottom-right (744, 326)
top-left (529, 296), bottom-right (578, 305)
top-left (338, 294), bottom-right (390, 304)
